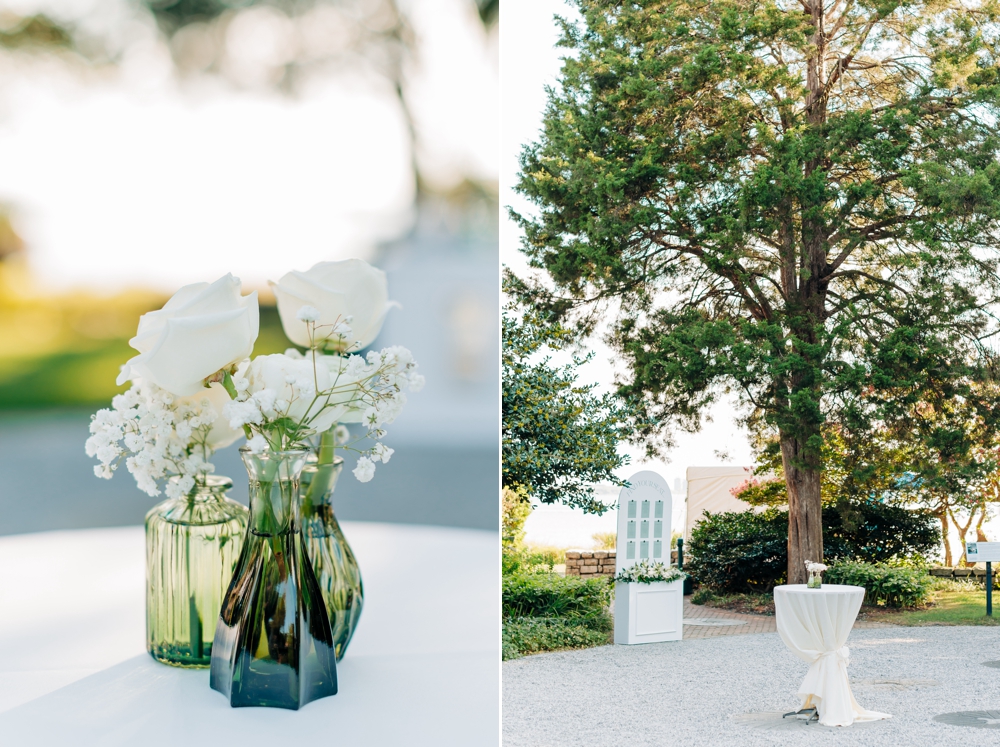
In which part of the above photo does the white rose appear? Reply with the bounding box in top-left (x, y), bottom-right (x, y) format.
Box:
top-left (269, 259), bottom-right (395, 352)
top-left (117, 274), bottom-right (259, 396)
top-left (246, 353), bottom-right (346, 433)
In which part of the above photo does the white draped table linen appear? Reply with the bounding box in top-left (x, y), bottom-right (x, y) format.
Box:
top-left (773, 584), bottom-right (892, 727)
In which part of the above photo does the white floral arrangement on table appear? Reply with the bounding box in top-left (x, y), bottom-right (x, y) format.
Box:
top-left (86, 260), bottom-right (422, 495)
top-left (805, 560), bottom-right (828, 588)
top-left (614, 559), bottom-right (686, 585)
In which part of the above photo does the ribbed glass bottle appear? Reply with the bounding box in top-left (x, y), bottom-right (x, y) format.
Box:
top-left (145, 475), bottom-right (248, 668)
top-left (300, 456), bottom-right (364, 661)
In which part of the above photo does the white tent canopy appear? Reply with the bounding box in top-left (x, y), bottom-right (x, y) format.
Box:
top-left (684, 466), bottom-right (756, 540)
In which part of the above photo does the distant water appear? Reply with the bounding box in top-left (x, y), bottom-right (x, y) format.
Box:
top-left (524, 499), bottom-right (687, 550)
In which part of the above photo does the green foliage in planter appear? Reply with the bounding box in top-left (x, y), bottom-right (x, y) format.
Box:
top-left (824, 561), bottom-right (932, 608)
top-left (688, 501), bottom-right (939, 593)
top-left (502, 572), bottom-right (612, 620)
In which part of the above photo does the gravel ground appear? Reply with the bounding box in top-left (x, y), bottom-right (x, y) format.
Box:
top-left (503, 627), bottom-right (1000, 746)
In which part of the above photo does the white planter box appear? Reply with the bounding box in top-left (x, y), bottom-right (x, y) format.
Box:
top-left (613, 579), bottom-right (684, 645)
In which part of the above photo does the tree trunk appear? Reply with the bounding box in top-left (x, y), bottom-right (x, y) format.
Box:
top-left (781, 434), bottom-right (823, 584)
top-left (937, 510), bottom-right (952, 567)
top-left (976, 503), bottom-right (989, 542)
top-left (950, 505), bottom-right (977, 566)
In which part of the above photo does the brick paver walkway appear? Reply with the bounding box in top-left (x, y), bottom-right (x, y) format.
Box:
top-left (682, 598), bottom-right (897, 639)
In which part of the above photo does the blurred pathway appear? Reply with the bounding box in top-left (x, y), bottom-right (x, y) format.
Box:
top-left (0, 410), bottom-right (498, 535)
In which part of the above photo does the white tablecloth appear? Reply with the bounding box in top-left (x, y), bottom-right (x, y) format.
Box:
top-left (773, 584), bottom-right (891, 727)
top-left (0, 523), bottom-right (499, 745)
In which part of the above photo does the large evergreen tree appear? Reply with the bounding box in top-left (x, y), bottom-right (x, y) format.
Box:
top-left (513, 0), bottom-right (1000, 582)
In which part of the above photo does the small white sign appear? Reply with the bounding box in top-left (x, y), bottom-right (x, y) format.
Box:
top-left (966, 542), bottom-right (1000, 562)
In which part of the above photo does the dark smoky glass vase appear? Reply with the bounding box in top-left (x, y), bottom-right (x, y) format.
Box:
top-left (145, 475), bottom-right (248, 668)
top-left (210, 448), bottom-right (338, 710)
top-left (300, 457), bottom-right (364, 661)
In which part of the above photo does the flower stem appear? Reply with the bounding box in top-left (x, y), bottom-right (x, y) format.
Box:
top-left (220, 370), bottom-right (254, 440)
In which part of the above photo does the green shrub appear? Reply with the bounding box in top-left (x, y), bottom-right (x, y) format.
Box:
top-left (524, 544), bottom-right (567, 566)
top-left (502, 572), bottom-right (612, 620)
top-left (690, 588), bottom-right (715, 605)
top-left (687, 500), bottom-right (939, 593)
top-left (687, 508), bottom-right (788, 592)
top-left (824, 561), bottom-right (932, 608)
top-left (503, 487), bottom-right (532, 550)
top-left (930, 576), bottom-right (981, 592)
top-left (592, 531), bottom-right (617, 550)
top-left (502, 616), bottom-right (611, 660)
top-left (502, 547), bottom-right (557, 576)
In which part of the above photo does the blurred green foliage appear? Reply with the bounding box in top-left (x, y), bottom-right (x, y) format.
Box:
top-left (0, 266), bottom-right (292, 410)
top-left (0, 14), bottom-right (74, 51)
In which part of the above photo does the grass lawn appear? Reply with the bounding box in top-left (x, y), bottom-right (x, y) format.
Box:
top-left (859, 589), bottom-right (1000, 626)
top-left (693, 585), bottom-right (1000, 626)
top-left (0, 304), bottom-right (293, 410)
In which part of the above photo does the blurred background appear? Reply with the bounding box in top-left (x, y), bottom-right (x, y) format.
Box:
top-left (0, 0), bottom-right (499, 535)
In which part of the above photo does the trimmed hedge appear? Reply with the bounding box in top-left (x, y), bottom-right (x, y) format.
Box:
top-left (825, 561), bottom-right (932, 608)
top-left (502, 572), bottom-right (612, 619)
top-left (687, 500), bottom-right (939, 593)
top-left (502, 616), bottom-right (611, 660)
top-left (501, 572), bottom-right (613, 659)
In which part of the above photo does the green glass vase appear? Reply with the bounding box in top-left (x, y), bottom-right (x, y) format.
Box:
top-left (300, 457), bottom-right (364, 661)
top-left (210, 448), bottom-right (338, 710)
top-left (145, 475), bottom-right (248, 668)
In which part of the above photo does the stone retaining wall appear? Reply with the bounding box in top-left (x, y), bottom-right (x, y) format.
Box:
top-left (565, 549), bottom-right (680, 576)
top-left (930, 567), bottom-right (992, 579)
top-left (565, 550), bottom-right (616, 576)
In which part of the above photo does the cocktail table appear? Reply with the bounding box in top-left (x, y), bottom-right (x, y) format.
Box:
top-left (773, 583), bottom-right (891, 727)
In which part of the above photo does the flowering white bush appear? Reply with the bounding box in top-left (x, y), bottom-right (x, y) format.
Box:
top-left (86, 379), bottom-right (242, 498)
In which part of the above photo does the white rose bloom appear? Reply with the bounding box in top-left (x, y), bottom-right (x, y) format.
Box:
top-left (269, 259), bottom-right (395, 351)
top-left (117, 274), bottom-right (259, 396)
top-left (246, 353), bottom-right (344, 432)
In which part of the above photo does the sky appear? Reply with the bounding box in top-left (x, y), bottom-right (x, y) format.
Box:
top-left (0, 0), bottom-right (498, 293)
top-left (500, 0), bottom-right (756, 547)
